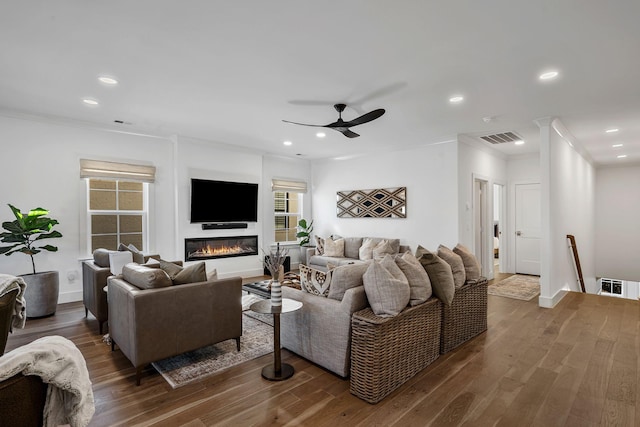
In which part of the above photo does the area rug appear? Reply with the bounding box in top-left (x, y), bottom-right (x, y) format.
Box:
top-left (488, 274), bottom-right (540, 301)
top-left (151, 314), bottom-right (273, 388)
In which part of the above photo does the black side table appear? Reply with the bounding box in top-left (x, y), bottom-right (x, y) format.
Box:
top-left (250, 298), bottom-right (302, 381)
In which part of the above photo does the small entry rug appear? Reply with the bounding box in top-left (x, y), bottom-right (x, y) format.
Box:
top-left (488, 274), bottom-right (540, 301)
top-left (152, 314), bottom-right (273, 388)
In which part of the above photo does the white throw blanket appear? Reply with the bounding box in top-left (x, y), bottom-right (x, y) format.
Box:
top-left (0, 335), bottom-right (95, 427)
top-left (0, 273), bottom-right (27, 328)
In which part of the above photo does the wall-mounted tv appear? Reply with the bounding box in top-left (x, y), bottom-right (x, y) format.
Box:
top-left (190, 178), bottom-right (258, 223)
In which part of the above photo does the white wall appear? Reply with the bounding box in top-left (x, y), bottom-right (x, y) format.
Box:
top-left (457, 137), bottom-right (508, 278)
top-left (539, 118), bottom-right (596, 307)
top-left (310, 142), bottom-right (459, 252)
top-left (595, 166), bottom-right (640, 281)
top-left (0, 115), bottom-right (176, 303)
top-left (0, 114), bottom-right (312, 303)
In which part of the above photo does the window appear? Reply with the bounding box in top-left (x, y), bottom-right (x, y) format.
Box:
top-left (87, 179), bottom-right (148, 252)
top-left (274, 191), bottom-right (301, 243)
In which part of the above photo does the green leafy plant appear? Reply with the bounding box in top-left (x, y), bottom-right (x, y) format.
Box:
top-left (296, 218), bottom-right (314, 247)
top-left (0, 204), bottom-right (63, 274)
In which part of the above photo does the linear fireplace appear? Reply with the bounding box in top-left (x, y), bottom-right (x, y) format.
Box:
top-left (185, 235), bottom-right (258, 261)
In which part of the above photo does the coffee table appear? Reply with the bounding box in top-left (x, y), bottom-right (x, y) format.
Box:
top-left (242, 280), bottom-right (271, 299)
top-left (250, 298), bottom-right (303, 381)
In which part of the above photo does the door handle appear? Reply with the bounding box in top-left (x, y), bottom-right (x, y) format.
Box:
top-left (516, 231), bottom-right (522, 236)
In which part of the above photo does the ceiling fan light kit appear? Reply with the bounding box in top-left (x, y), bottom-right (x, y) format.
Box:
top-left (283, 103), bottom-right (385, 138)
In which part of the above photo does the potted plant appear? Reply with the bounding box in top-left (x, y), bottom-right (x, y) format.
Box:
top-left (0, 204), bottom-right (63, 317)
top-left (296, 218), bottom-right (314, 262)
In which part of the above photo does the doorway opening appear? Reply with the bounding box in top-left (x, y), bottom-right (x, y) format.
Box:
top-left (493, 183), bottom-right (505, 274)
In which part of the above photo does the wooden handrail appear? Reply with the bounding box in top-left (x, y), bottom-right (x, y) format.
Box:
top-left (567, 235), bottom-right (586, 293)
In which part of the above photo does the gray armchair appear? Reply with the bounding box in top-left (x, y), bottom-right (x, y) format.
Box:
top-left (108, 272), bottom-right (243, 385)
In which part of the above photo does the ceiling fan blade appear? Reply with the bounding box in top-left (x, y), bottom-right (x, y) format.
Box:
top-left (282, 119), bottom-right (324, 128)
top-left (344, 109), bottom-right (386, 127)
top-left (340, 129), bottom-right (360, 138)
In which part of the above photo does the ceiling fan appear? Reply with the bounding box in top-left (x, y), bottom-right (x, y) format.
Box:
top-left (282, 103), bottom-right (385, 138)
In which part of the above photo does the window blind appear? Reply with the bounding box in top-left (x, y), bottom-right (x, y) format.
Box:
top-left (271, 179), bottom-right (307, 193)
top-left (80, 159), bottom-right (156, 183)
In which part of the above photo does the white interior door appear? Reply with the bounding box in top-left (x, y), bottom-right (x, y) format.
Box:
top-left (474, 178), bottom-right (490, 277)
top-left (515, 183), bottom-right (541, 275)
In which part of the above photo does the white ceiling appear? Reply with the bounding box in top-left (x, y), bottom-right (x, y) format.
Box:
top-left (1, 1), bottom-right (639, 166)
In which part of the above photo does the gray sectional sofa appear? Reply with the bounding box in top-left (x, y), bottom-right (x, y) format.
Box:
top-left (305, 236), bottom-right (409, 271)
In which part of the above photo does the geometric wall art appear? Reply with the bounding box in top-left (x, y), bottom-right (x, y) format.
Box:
top-left (337, 187), bottom-right (406, 218)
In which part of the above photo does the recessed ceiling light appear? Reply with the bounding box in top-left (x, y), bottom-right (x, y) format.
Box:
top-left (539, 70), bottom-right (559, 80)
top-left (283, 140), bottom-right (292, 146)
top-left (514, 140), bottom-right (525, 145)
top-left (98, 76), bottom-right (118, 85)
top-left (82, 98), bottom-right (99, 106)
top-left (612, 144), bottom-right (623, 148)
top-left (449, 96), bottom-right (464, 103)
top-left (605, 128), bottom-right (619, 133)
top-left (617, 154), bottom-right (627, 158)
top-left (316, 132), bottom-right (326, 138)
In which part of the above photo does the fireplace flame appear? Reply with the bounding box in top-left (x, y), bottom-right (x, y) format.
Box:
top-left (189, 243), bottom-right (251, 258)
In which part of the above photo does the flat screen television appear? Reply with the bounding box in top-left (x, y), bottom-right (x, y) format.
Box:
top-left (190, 178), bottom-right (258, 223)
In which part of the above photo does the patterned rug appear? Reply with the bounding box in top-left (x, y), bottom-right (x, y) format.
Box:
top-left (152, 314), bottom-right (273, 388)
top-left (488, 274), bottom-right (540, 301)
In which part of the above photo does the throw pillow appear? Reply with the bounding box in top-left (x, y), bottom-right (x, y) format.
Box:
top-left (299, 264), bottom-right (331, 297)
top-left (416, 245), bottom-right (455, 306)
top-left (327, 261), bottom-right (371, 301)
top-left (118, 243), bottom-right (145, 264)
top-left (437, 244), bottom-right (466, 288)
top-left (324, 237), bottom-right (345, 257)
top-left (159, 260), bottom-right (207, 285)
top-left (315, 235), bottom-right (325, 255)
top-left (92, 248), bottom-right (112, 268)
top-left (395, 252), bottom-right (432, 306)
top-left (359, 238), bottom-right (377, 261)
top-left (363, 260), bottom-right (410, 317)
top-left (122, 263), bottom-right (172, 290)
top-left (379, 253), bottom-right (407, 282)
top-left (373, 240), bottom-right (395, 259)
top-left (453, 243), bottom-right (481, 281)
top-left (207, 268), bottom-right (218, 281)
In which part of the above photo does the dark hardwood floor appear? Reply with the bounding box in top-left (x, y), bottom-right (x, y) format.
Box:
top-left (6, 274), bottom-right (640, 426)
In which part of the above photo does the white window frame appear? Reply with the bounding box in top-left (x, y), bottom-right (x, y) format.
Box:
top-left (274, 191), bottom-right (303, 244)
top-left (85, 178), bottom-right (150, 253)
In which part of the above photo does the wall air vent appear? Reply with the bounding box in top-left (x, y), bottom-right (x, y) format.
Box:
top-left (480, 131), bottom-right (522, 144)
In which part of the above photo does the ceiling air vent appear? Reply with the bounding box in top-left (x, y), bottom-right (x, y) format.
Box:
top-left (480, 131), bottom-right (522, 144)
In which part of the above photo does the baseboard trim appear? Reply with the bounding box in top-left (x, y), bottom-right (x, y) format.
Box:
top-left (538, 288), bottom-right (568, 308)
top-left (58, 290), bottom-right (83, 304)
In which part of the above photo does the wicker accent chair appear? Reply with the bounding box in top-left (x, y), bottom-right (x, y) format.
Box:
top-left (350, 297), bottom-right (442, 404)
top-left (440, 277), bottom-right (488, 354)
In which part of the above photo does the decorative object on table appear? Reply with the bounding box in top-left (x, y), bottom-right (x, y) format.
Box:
top-left (337, 187), bottom-right (406, 218)
top-left (263, 243), bottom-right (289, 307)
top-left (0, 205), bottom-right (63, 317)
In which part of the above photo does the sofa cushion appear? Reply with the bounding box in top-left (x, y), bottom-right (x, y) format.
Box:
top-left (395, 252), bottom-right (432, 306)
top-left (118, 243), bottom-right (145, 264)
top-left (359, 238), bottom-right (377, 261)
top-left (327, 262), bottom-right (371, 301)
top-left (453, 244), bottom-right (481, 281)
top-left (309, 255), bottom-right (359, 269)
top-left (379, 253), bottom-right (406, 282)
top-left (159, 260), bottom-right (207, 285)
top-left (93, 248), bottom-right (113, 268)
top-left (343, 237), bottom-right (364, 259)
top-left (416, 245), bottom-right (455, 306)
top-left (373, 240), bottom-right (395, 259)
top-left (363, 260), bottom-right (410, 317)
top-left (299, 264), bottom-right (331, 297)
top-left (122, 263), bottom-right (172, 290)
top-left (324, 237), bottom-right (345, 257)
top-left (437, 245), bottom-right (466, 288)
